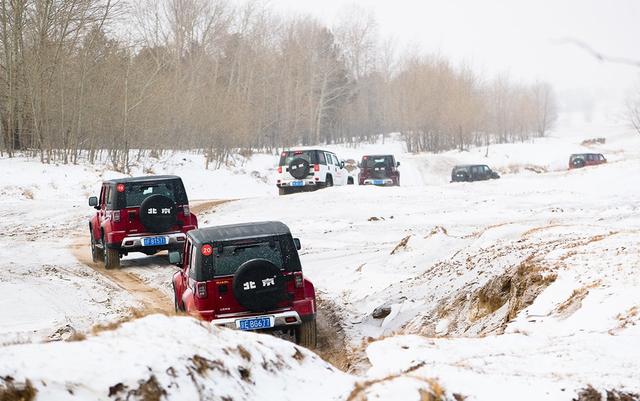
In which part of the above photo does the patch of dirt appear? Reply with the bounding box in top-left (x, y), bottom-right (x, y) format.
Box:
top-left (391, 235), bottom-right (412, 255)
top-left (555, 281), bottom-right (601, 319)
top-left (573, 386), bottom-right (640, 401)
top-left (70, 241), bottom-right (172, 314)
top-left (191, 199), bottom-right (233, 215)
top-left (0, 377), bottom-right (36, 401)
top-left (315, 296), bottom-right (363, 373)
top-left (581, 138), bottom-right (606, 146)
top-left (108, 375), bottom-right (167, 401)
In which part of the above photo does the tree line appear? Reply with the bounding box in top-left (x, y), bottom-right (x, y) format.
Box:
top-left (0, 0), bottom-right (558, 171)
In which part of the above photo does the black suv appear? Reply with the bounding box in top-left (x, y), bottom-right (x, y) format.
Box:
top-left (451, 165), bottom-right (500, 182)
top-left (358, 155), bottom-right (400, 186)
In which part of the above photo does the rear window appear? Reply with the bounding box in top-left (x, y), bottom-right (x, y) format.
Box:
top-left (570, 154), bottom-right (585, 162)
top-left (279, 150), bottom-right (319, 166)
top-left (213, 240), bottom-right (283, 277)
top-left (123, 180), bottom-right (187, 208)
top-left (362, 155), bottom-right (393, 168)
top-left (453, 166), bottom-right (470, 174)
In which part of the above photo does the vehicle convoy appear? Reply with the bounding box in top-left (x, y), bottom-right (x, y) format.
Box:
top-left (358, 154), bottom-right (400, 186)
top-left (275, 149), bottom-right (349, 195)
top-left (451, 164), bottom-right (500, 182)
top-left (169, 221), bottom-right (317, 347)
top-left (569, 153), bottom-right (606, 169)
top-left (88, 175), bottom-right (198, 269)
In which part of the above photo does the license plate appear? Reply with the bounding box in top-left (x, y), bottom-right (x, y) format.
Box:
top-left (142, 236), bottom-right (167, 246)
top-left (373, 179), bottom-right (385, 185)
top-left (236, 316), bottom-right (274, 331)
top-left (291, 181), bottom-right (304, 187)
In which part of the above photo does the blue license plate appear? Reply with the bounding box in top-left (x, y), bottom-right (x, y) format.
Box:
top-left (373, 179), bottom-right (385, 185)
top-left (237, 316), bottom-right (274, 331)
top-left (143, 236), bottom-right (167, 246)
top-left (291, 181), bottom-right (304, 187)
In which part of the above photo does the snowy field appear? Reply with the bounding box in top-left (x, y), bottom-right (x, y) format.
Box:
top-left (1, 115), bottom-right (639, 400)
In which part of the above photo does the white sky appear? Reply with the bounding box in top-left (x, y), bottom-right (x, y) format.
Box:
top-left (272, 0), bottom-right (640, 114)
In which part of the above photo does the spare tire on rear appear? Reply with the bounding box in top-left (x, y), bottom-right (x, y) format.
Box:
top-left (289, 158), bottom-right (310, 179)
top-left (139, 194), bottom-right (177, 233)
top-left (233, 259), bottom-right (287, 312)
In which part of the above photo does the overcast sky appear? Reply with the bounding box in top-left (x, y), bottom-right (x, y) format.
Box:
top-left (272, 0), bottom-right (640, 114)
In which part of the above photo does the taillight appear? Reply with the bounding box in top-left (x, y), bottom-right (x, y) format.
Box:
top-left (278, 166), bottom-right (282, 174)
top-left (196, 282), bottom-right (208, 298)
top-left (294, 272), bottom-right (303, 288)
top-left (313, 164), bottom-right (319, 172)
top-left (113, 210), bottom-right (121, 222)
top-left (183, 205), bottom-right (190, 216)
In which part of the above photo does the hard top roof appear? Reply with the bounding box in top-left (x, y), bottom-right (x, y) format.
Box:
top-left (362, 154), bottom-right (395, 158)
top-left (453, 164), bottom-right (488, 168)
top-left (104, 175), bottom-right (182, 184)
top-left (570, 153), bottom-right (602, 156)
top-left (188, 221), bottom-right (291, 244)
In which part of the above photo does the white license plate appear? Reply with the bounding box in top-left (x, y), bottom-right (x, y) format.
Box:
top-left (291, 181), bottom-right (304, 187)
top-left (236, 316), bottom-right (274, 331)
top-left (142, 236), bottom-right (167, 246)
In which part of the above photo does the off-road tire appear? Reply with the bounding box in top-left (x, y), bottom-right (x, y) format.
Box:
top-left (295, 319), bottom-right (317, 348)
top-left (91, 232), bottom-right (104, 263)
top-left (325, 175), bottom-right (333, 187)
top-left (104, 247), bottom-right (120, 269)
top-left (347, 177), bottom-right (354, 185)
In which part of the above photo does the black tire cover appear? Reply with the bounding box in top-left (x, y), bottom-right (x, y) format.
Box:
top-left (372, 162), bottom-right (387, 179)
top-left (233, 259), bottom-right (287, 312)
top-left (289, 158), bottom-right (310, 179)
top-left (572, 158), bottom-right (585, 168)
top-left (139, 194), bottom-right (177, 233)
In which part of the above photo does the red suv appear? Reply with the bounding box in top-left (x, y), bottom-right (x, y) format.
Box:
top-left (169, 221), bottom-right (317, 348)
top-left (358, 154), bottom-right (400, 186)
top-left (569, 153), bottom-right (606, 169)
top-left (88, 175), bottom-right (198, 269)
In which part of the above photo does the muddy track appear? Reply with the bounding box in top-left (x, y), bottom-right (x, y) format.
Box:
top-left (70, 241), bottom-right (173, 314)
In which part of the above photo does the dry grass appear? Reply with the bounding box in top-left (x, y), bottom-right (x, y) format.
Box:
top-left (391, 235), bottom-right (412, 255)
top-left (581, 138), bottom-right (606, 146)
top-left (573, 385), bottom-right (639, 401)
top-left (108, 375), bottom-right (166, 401)
top-left (91, 308), bottom-right (160, 335)
top-left (0, 377), bottom-right (36, 401)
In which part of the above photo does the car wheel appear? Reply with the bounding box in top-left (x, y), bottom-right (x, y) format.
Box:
top-left (325, 175), bottom-right (333, 188)
top-left (104, 247), bottom-right (120, 270)
top-left (295, 319), bottom-right (317, 348)
top-left (347, 177), bottom-right (354, 185)
top-left (90, 232), bottom-right (104, 263)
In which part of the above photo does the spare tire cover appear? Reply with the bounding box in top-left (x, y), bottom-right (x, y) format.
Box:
top-left (233, 259), bottom-right (286, 312)
top-left (139, 194), bottom-right (177, 233)
top-left (572, 158), bottom-right (585, 168)
top-left (372, 162), bottom-right (387, 178)
top-left (289, 158), bottom-right (310, 179)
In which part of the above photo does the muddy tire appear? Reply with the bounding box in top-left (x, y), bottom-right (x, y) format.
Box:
top-left (91, 233), bottom-right (103, 263)
top-left (104, 247), bottom-right (120, 270)
top-left (295, 319), bottom-right (317, 348)
top-left (325, 175), bottom-right (333, 188)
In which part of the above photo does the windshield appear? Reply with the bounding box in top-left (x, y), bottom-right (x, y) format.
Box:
top-left (125, 182), bottom-right (177, 207)
top-left (279, 150), bottom-right (318, 166)
top-left (362, 156), bottom-right (393, 168)
top-left (213, 241), bottom-right (283, 277)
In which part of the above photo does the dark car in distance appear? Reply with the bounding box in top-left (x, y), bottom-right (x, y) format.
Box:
top-left (568, 153), bottom-right (606, 169)
top-left (451, 165), bottom-right (500, 183)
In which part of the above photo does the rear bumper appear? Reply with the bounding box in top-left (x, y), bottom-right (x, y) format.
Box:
top-left (210, 310), bottom-right (304, 330)
top-left (105, 231), bottom-right (186, 251)
top-left (277, 179), bottom-right (318, 187)
top-left (363, 178), bottom-right (394, 186)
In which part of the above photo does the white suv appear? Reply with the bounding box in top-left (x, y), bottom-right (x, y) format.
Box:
top-left (276, 149), bottom-right (350, 195)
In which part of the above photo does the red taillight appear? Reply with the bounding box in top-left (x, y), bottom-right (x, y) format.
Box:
top-left (113, 210), bottom-right (121, 222)
top-left (285, 317), bottom-right (297, 323)
top-left (313, 164), bottom-right (319, 172)
top-left (201, 244), bottom-right (213, 256)
top-left (116, 183), bottom-right (125, 192)
top-left (196, 282), bottom-right (208, 298)
top-left (183, 205), bottom-right (190, 216)
top-left (278, 166), bottom-right (282, 174)
top-left (294, 272), bottom-right (303, 288)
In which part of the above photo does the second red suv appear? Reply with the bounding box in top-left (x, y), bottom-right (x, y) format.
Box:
top-left (88, 175), bottom-right (198, 269)
top-left (170, 221), bottom-right (317, 348)
top-left (358, 154), bottom-right (400, 186)
top-left (569, 153), bottom-right (606, 169)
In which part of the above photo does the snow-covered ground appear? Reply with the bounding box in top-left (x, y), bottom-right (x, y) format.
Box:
top-left (1, 115), bottom-right (639, 400)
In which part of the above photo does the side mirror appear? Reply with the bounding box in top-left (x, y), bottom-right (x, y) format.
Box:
top-left (293, 238), bottom-right (301, 250)
top-left (340, 161), bottom-right (345, 169)
top-left (88, 196), bottom-right (98, 208)
top-left (396, 161), bottom-right (400, 167)
top-left (169, 251), bottom-right (182, 266)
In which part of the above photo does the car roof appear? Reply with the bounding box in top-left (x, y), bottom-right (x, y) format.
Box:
top-left (188, 221), bottom-right (291, 244)
top-left (104, 175), bottom-right (182, 184)
top-left (283, 148), bottom-right (334, 153)
top-left (362, 154), bottom-right (394, 158)
top-left (453, 164), bottom-right (486, 168)
top-left (570, 153), bottom-right (601, 156)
